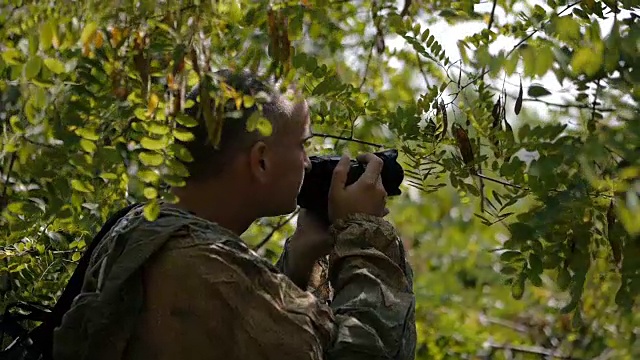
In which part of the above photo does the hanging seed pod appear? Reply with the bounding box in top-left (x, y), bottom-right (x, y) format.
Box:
top-left (607, 200), bottom-right (622, 266)
top-left (453, 124), bottom-right (475, 171)
top-left (492, 98), bottom-right (501, 129)
top-left (439, 99), bottom-right (447, 140)
top-left (514, 77), bottom-right (523, 115)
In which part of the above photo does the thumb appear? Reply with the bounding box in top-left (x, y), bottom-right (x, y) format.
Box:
top-left (329, 155), bottom-right (350, 197)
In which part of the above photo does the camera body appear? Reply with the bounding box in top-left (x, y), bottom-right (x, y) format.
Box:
top-left (296, 149), bottom-right (404, 223)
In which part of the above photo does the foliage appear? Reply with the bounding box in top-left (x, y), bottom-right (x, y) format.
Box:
top-left (0, 0), bottom-right (639, 358)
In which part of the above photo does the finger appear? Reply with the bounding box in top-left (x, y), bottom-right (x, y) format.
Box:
top-left (329, 155), bottom-right (350, 195)
top-left (356, 153), bottom-right (383, 184)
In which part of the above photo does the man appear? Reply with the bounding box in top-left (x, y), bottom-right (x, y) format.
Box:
top-left (53, 69), bottom-right (416, 359)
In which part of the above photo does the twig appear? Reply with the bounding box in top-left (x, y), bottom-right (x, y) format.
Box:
top-left (453, 0), bottom-right (582, 97)
top-left (358, 42), bottom-right (375, 91)
top-left (589, 79), bottom-right (601, 131)
top-left (487, 0), bottom-right (498, 30)
top-left (312, 133), bottom-right (384, 148)
top-left (22, 137), bottom-right (58, 149)
top-left (472, 172), bottom-right (614, 200)
top-left (517, 96), bottom-right (613, 112)
top-left (478, 313), bottom-right (528, 333)
top-left (415, 50), bottom-right (431, 88)
top-left (485, 342), bottom-right (580, 359)
top-left (478, 0), bottom-right (495, 215)
top-left (2, 153), bottom-right (16, 200)
top-left (505, 0), bottom-right (582, 58)
top-left (475, 173), bottom-right (522, 190)
top-left (449, 64), bottom-right (616, 112)
top-left (253, 209), bottom-right (299, 251)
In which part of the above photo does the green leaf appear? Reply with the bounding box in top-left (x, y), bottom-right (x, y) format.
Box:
top-left (256, 117), bottom-right (273, 137)
top-left (134, 108), bottom-right (148, 120)
top-left (75, 128), bottom-right (100, 141)
top-left (169, 144), bottom-right (194, 162)
top-left (7, 201), bottom-right (27, 215)
top-left (139, 152), bottom-right (164, 166)
top-left (571, 44), bottom-right (604, 76)
top-left (175, 114), bottom-right (198, 127)
top-left (557, 267), bottom-right (571, 290)
top-left (529, 253), bottom-right (543, 274)
top-left (24, 56), bottom-right (42, 79)
top-left (71, 179), bottom-right (94, 193)
top-left (312, 77), bottom-right (335, 95)
top-left (166, 158), bottom-right (190, 177)
top-left (511, 273), bottom-right (525, 300)
top-left (554, 15), bottom-right (581, 42)
top-left (79, 139), bottom-right (97, 153)
top-left (173, 128), bottom-right (195, 142)
top-left (143, 200), bottom-right (160, 221)
top-left (146, 122), bottom-right (171, 135)
top-left (500, 250), bottom-right (523, 262)
top-left (72, 252), bottom-right (82, 261)
top-left (81, 22), bottom-right (98, 45)
top-left (243, 95), bottom-right (255, 108)
top-left (140, 136), bottom-right (168, 150)
top-left (534, 46), bottom-right (554, 76)
top-left (40, 21), bottom-right (55, 51)
top-left (137, 170), bottom-right (160, 183)
top-left (528, 84), bottom-right (551, 97)
top-left (143, 187), bottom-right (158, 199)
top-left (44, 58), bottom-right (66, 74)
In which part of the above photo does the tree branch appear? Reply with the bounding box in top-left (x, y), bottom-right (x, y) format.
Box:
top-left (358, 41), bottom-right (375, 91)
top-left (253, 209), bottom-right (299, 251)
top-left (485, 342), bottom-right (580, 359)
top-left (312, 133), bottom-right (384, 148)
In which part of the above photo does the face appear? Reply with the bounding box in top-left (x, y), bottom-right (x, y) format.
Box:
top-left (250, 99), bottom-right (312, 216)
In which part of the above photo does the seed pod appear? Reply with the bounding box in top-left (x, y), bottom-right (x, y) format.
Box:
top-left (514, 77), bottom-right (523, 115)
top-left (607, 200), bottom-right (622, 266)
top-left (492, 98), bottom-right (501, 129)
top-left (453, 124), bottom-right (475, 170)
top-left (491, 98), bottom-right (501, 155)
top-left (439, 99), bottom-right (447, 140)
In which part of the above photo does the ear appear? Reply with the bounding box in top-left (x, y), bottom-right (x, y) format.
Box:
top-left (248, 141), bottom-right (270, 182)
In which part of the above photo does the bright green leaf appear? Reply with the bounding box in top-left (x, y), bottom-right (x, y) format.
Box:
top-left (139, 152), bottom-right (164, 166)
top-left (140, 136), bottom-right (168, 150)
top-left (173, 128), bottom-right (195, 142)
top-left (137, 170), bottom-right (160, 183)
top-left (143, 200), bottom-right (160, 221)
top-left (143, 187), bottom-right (158, 199)
top-left (79, 139), bottom-right (97, 153)
top-left (71, 179), bottom-right (94, 193)
top-left (81, 22), bottom-right (98, 45)
top-left (44, 58), bottom-right (66, 74)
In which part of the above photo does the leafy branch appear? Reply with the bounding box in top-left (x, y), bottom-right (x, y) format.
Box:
top-left (253, 209), bottom-right (299, 251)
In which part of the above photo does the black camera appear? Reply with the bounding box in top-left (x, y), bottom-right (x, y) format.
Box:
top-left (296, 149), bottom-right (404, 223)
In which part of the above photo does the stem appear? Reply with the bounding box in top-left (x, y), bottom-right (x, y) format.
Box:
top-left (312, 133), bottom-right (384, 148)
top-left (253, 209), bottom-right (299, 251)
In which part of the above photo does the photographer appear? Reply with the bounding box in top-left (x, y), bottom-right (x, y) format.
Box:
top-left (52, 69), bottom-right (416, 360)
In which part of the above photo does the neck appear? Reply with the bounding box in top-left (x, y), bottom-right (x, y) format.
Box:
top-left (169, 179), bottom-right (257, 235)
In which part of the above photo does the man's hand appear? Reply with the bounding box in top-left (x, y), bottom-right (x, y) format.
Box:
top-left (285, 209), bottom-right (334, 289)
top-left (328, 153), bottom-right (388, 223)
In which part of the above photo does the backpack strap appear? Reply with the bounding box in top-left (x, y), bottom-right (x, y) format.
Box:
top-left (27, 202), bottom-right (140, 359)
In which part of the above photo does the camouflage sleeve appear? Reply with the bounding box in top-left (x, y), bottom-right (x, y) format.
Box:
top-left (324, 213), bottom-right (416, 360)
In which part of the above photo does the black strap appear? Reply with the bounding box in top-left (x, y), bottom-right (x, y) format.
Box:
top-left (26, 202), bottom-right (140, 359)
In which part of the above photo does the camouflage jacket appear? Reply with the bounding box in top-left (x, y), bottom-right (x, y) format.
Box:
top-left (52, 203), bottom-right (416, 360)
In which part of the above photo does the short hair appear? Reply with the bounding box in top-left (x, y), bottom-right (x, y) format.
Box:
top-left (175, 69), bottom-right (292, 181)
